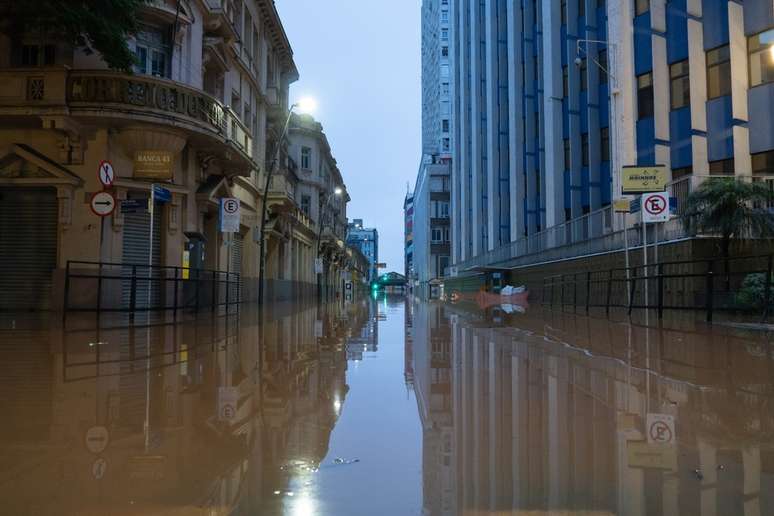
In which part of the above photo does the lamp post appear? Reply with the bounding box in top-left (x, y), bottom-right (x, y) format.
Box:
top-left (576, 39), bottom-right (631, 300)
top-left (257, 97), bottom-right (316, 305)
top-left (315, 186), bottom-right (343, 300)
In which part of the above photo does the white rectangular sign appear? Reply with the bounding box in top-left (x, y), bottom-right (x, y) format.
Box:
top-left (646, 413), bottom-right (676, 445)
top-left (642, 192), bottom-right (670, 224)
top-left (314, 258), bottom-right (324, 274)
top-left (219, 198), bottom-right (240, 233)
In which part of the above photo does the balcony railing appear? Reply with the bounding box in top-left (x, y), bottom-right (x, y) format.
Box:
top-left (0, 68), bottom-right (256, 173)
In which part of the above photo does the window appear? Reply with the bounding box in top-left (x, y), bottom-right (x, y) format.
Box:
top-left (442, 119), bottom-right (450, 132)
top-left (564, 138), bottom-right (570, 170)
top-left (300, 147), bottom-right (311, 170)
top-left (706, 45), bottom-right (731, 99)
top-left (600, 127), bottom-right (610, 161)
top-left (561, 0), bottom-right (567, 25)
top-left (19, 44), bottom-right (56, 67)
top-left (598, 49), bottom-right (608, 84)
top-left (301, 195), bottom-right (311, 216)
top-left (562, 66), bottom-right (569, 97)
top-left (442, 82), bottom-right (450, 95)
top-left (134, 25), bottom-right (171, 78)
top-left (580, 58), bottom-right (587, 91)
top-left (709, 158), bottom-right (735, 176)
top-left (439, 256), bottom-right (450, 275)
top-left (637, 72), bottom-right (654, 119)
top-left (579, 0), bottom-right (585, 18)
top-left (442, 138), bottom-right (450, 151)
top-left (441, 28), bottom-right (449, 40)
top-left (672, 166), bottom-right (692, 179)
top-left (441, 10), bottom-right (449, 22)
top-left (442, 46), bottom-right (449, 57)
top-left (635, 0), bottom-right (649, 16)
top-left (670, 59), bottom-right (690, 110)
top-left (752, 151), bottom-right (774, 175)
top-left (748, 29), bottom-right (774, 88)
top-left (582, 133), bottom-right (589, 166)
top-left (431, 227), bottom-right (443, 242)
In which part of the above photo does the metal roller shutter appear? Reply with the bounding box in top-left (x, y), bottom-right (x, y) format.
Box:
top-left (121, 192), bottom-right (163, 311)
top-left (0, 187), bottom-right (58, 311)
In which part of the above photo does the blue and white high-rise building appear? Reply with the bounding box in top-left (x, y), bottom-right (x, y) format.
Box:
top-left (450, 0), bottom-right (774, 268)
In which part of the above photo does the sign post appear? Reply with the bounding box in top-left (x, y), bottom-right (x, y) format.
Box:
top-left (641, 192), bottom-right (670, 308)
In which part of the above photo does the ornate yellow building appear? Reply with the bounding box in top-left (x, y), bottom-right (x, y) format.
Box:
top-left (0, 0), bottom-right (323, 310)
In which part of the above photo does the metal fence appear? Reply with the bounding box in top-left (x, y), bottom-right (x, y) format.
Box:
top-left (64, 261), bottom-right (241, 315)
top-left (447, 174), bottom-right (774, 275)
top-left (542, 253), bottom-right (774, 323)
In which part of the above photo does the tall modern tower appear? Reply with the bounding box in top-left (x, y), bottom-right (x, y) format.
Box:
top-left (421, 0), bottom-right (452, 158)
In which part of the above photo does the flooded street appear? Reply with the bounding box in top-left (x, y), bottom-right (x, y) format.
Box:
top-left (1, 298), bottom-right (773, 515)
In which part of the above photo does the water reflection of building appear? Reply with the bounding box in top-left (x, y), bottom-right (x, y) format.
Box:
top-left (0, 300), bottom-right (369, 515)
top-left (346, 299), bottom-right (378, 361)
top-left (412, 300), bottom-right (455, 516)
top-left (443, 306), bottom-right (774, 515)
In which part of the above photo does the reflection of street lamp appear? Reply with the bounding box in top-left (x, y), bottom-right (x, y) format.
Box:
top-left (257, 97), bottom-right (317, 305)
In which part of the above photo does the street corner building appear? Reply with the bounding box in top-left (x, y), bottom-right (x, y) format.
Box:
top-left (0, 0), bottom-right (354, 311)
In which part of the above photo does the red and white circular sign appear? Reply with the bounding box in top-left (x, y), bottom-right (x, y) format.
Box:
top-left (90, 191), bottom-right (116, 217)
top-left (642, 192), bottom-right (669, 223)
top-left (98, 160), bottom-right (115, 187)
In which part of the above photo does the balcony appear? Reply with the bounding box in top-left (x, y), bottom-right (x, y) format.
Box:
top-left (201, 0), bottom-right (240, 41)
top-left (0, 68), bottom-right (255, 176)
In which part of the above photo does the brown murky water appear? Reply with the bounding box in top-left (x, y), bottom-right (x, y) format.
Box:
top-left (1, 297), bottom-right (772, 515)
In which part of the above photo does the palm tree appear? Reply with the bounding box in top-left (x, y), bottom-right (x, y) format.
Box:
top-left (683, 178), bottom-right (774, 262)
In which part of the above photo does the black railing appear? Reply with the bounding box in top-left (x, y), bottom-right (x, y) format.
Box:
top-left (64, 260), bottom-right (241, 315)
top-left (541, 253), bottom-right (774, 323)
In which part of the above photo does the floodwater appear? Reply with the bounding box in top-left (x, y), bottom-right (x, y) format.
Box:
top-left (1, 297), bottom-right (772, 515)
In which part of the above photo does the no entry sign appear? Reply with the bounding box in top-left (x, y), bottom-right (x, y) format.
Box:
top-left (642, 192), bottom-right (669, 223)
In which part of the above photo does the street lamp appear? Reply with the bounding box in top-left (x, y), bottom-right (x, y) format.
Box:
top-left (257, 97), bottom-right (317, 305)
top-left (575, 39), bottom-right (631, 298)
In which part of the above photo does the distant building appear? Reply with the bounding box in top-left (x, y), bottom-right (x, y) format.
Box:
top-left (404, 191), bottom-right (415, 282)
top-left (347, 219), bottom-right (379, 282)
top-left (412, 157), bottom-right (451, 298)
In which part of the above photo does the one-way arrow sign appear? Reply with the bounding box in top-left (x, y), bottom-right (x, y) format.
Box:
top-left (90, 191), bottom-right (116, 217)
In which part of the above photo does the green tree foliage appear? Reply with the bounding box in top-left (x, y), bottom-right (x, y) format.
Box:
top-left (0, 0), bottom-right (151, 72)
top-left (683, 178), bottom-right (774, 258)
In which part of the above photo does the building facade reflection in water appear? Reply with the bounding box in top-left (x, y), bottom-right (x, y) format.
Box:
top-left (412, 302), bottom-right (774, 516)
top-left (0, 300), bottom-right (375, 515)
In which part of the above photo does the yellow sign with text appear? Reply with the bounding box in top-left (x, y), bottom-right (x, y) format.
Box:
top-left (134, 150), bottom-right (174, 180)
top-left (613, 199), bottom-right (631, 213)
top-left (621, 166), bottom-right (668, 194)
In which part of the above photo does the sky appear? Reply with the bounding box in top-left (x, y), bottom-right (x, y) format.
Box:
top-left (276, 0), bottom-right (421, 273)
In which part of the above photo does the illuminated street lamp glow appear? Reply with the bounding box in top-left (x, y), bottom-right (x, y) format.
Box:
top-left (295, 96), bottom-right (317, 115)
top-left (334, 186), bottom-right (343, 195)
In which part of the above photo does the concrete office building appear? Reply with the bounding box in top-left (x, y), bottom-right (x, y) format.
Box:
top-left (421, 0), bottom-right (453, 157)
top-left (412, 0), bottom-right (453, 295)
top-left (404, 191), bottom-right (415, 282)
top-left (346, 219), bottom-right (379, 283)
top-left (449, 0), bottom-right (774, 269)
top-left (413, 159), bottom-right (451, 297)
